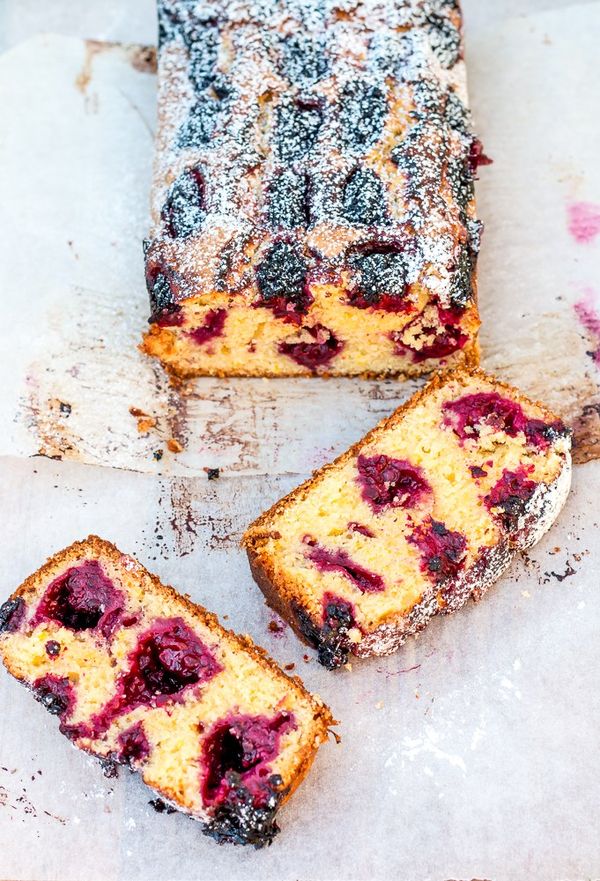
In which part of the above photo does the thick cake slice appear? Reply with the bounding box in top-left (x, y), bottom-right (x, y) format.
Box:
top-left (142, 0), bottom-right (486, 378)
top-left (244, 369), bottom-right (572, 668)
top-left (0, 537), bottom-right (333, 846)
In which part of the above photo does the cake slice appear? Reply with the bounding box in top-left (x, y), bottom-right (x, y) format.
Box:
top-left (0, 537), bottom-right (333, 846)
top-left (244, 368), bottom-right (572, 669)
top-left (141, 0), bottom-right (485, 378)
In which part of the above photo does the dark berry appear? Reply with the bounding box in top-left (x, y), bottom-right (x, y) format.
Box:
top-left (45, 640), bottom-right (61, 658)
top-left (33, 675), bottom-right (74, 717)
top-left (201, 713), bottom-right (295, 807)
top-left (306, 541), bottom-right (384, 593)
top-left (0, 597), bottom-right (25, 633)
top-left (187, 26), bottom-right (219, 93)
top-left (149, 798), bottom-right (176, 814)
top-left (448, 243), bottom-right (475, 309)
top-left (426, 13), bottom-right (461, 69)
top-left (278, 34), bottom-right (328, 86)
top-left (349, 248), bottom-right (408, 310)
top-left (409, 518), bottom-right (467, 583)
top-left (177, 97), bottom-right (219, 149)
top-left (485, 468), bottom-right (538, 533)
top-left (255, 241), bottom-right (311, 318)
top-left (161, 167), bottom-right (205, 239)
top-left (340, 80), bottom-right (387, 154)
top-left (279, 324), bottom-right (343, 369)
top-left (348, 522), bottom-right (375, 538)
top-left (187, 308), bottom-right (227, 346)
top-left (32, 562), bottom-right (125, 637)
top-left (268, 170), bottom-right (310, 230)
top-left (119, 723), bottom-right (151, 765)
top-left (341, 166), bottom-right (388, 226)
top-left (204, 776), bottom-right (282, 848)
top-left (145, 261), bottom-right (182, 326)
top-left (356, 454), bottom-right (431, 511)
top-left (275, 98), bottom-right (323, 163)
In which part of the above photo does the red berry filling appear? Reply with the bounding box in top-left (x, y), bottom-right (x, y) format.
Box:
top-left (279, 324), bottom-right (343, 370)
top-left (356, 454), bottom-right (431, 512)
top-left (118, 722), bottom-right (151, 765)
top-left (187, 308), bottom-right (227, 346)
top-left (304, 537), bottom-right (384, 593)
top-left (201, 712), bottom-right (296, 807)
top-left (409, 518), bottom-right (467, 583)
top-left (32, 562), bottom-right (125, 638)
top-left (443, 392), bottom-right (566, 449)
top-left (469, 138), bottom-right (493, 173)
top-left (348, 521), bottom-right (375, 538)
top-left (391, 306), bottom-right (468, 362)
top-left (33, 675), bottom-right (75, 718)
top-left (484, 467), bottom-right (538, 532)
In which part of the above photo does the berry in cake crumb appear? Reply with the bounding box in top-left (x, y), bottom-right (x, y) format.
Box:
top-left (305, 540), bottom-right (384, 593)
top-left (45, 640), bottom-right (61, 658)
top-left (357, 454), bottom-right (431, 511)
top-left (279, 324), bottom-right (343, 370)
top-left (201, 712), bottom-right (295, 807)
top-left (187, 308), bottom-right (227, 346)
top-left (340, 80), bottom-right (388, 154)
top-left (391, 306), bottom-right (468, 362)
top-left (342, 167), bottom-right (388, 226)
top-left (484, 467), bottom-right (538, 533)
top-left (107, 618), bottom-right (222, 719)
top-left (161, 167), bottom-right (205, 239)
top-left (0, 597), bottom-right (25, 633)
top-left (255, 242), bottom-right (311, 319)
top-left (32, 562), bottom-right (125, 637)
top-left (469, 465), bottom-right (487, 479)
top-left (409, 518), bottom-right (467, 583)
top-left (118, 723), bottom-right (151, 765)
top-left (443, 392), bottom-right (567, 448)
top-left (33, 675), bottom-right (75, 718)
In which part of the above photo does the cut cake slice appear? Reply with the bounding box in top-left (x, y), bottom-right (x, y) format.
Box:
top-left (0, 537), bottom-right (333, 846)
top-left (142, 0), bottom-right (485, 377)
top-left (244, 368), bottom-right (572, 668)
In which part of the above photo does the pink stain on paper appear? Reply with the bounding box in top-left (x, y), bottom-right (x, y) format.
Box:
top-left (567, 201), bottom-right (600, 244)
top-left (574, 289), bottom-right (600, 365)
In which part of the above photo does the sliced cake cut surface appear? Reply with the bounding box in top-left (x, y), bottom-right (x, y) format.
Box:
top-left (142, 0), bottom-right (486, 377)
top-left (244, 368), bottom-right (572, 668)
top-left (0, 537), bottom-right (333, 846)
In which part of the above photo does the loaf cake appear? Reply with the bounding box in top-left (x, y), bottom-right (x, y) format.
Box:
top-left (0, 537), bottom-right (333, 846)
top-left (244, 368), bottom-right (572, 668)
top-left (142, 0), bottom-right (487, 377)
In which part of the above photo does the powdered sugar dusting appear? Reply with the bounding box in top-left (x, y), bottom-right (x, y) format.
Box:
top-left (146, 0), bottom-right (483, 317)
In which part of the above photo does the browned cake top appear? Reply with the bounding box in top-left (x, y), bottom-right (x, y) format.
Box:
top-left (146, 0), bottom-right (485, 324)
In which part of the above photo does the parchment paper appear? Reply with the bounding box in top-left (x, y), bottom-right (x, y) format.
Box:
top-left (0, 3), bottom-right (599, 880)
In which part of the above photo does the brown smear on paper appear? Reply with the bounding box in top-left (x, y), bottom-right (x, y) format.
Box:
top-left (76, 40), bottom-right (157, 96)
